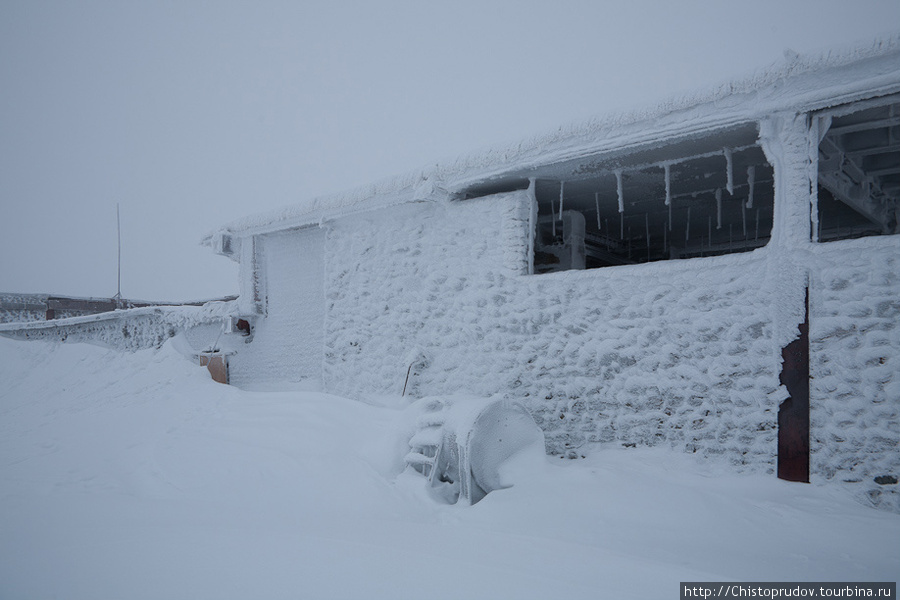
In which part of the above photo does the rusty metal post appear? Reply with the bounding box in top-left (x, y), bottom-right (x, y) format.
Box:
top-left (778, 288), bottom-right (810, 483)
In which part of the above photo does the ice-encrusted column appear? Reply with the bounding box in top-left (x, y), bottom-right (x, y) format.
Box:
top-left (500, 189), bottom-right (537, 276)
top-left (759, 112), bottom-right (815, 251)
top-left (758, 112), bottom-right (816, 481)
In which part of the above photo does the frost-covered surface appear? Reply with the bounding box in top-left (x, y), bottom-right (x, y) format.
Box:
top-left (0, 301), bottom-right (238, 351)
top-left (227, 228), bottom-right (325, 388)
top-left (1, 337), bottom-right (897, 599)
top-left (810, 236), bottom-right (900, 511)
top-left (0, 293), bottom-right (46, 323)
top-left (203, 35), bottom-right (900, 241)
top-left (404, 394), bottom-right (546, 505)
top-left (321, 193), bottom-right (793, 471)
top-left (0, 293), bottom-right (106, 323)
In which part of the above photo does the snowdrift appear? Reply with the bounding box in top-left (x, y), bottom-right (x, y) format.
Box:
top-left (1, 338), bottom-right (897, 599)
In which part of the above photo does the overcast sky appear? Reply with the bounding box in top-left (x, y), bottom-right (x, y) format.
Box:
top-left (2, 1), bottom-right (898, 301)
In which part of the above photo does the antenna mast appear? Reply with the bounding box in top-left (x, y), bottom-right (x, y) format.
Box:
top-left (115, 203), bottom-right (122, 307)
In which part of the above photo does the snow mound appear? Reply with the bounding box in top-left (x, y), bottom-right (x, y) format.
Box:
top-left (1, 337), bottom-right (898, 599)
top-left (404, 395), bottom-right (545, 504)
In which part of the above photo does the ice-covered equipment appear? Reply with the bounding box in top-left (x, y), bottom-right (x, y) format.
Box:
top-left (405, 396), bottom-right (545, 504)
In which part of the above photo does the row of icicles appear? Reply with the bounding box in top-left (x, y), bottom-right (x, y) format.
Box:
top-left (542, 147), bottom-right (758, 241)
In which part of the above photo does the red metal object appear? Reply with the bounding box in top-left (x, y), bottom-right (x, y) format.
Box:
top-left (778, 289), bottom-right (810, 483)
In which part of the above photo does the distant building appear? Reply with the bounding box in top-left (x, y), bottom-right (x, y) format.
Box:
top-left (0, 293), bottom-right (120, 323)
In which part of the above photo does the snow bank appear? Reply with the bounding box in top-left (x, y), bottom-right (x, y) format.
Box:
top-left (1, 337), bottom-right (898, 599)
top-left (404, 394), bottom-right (546, 505)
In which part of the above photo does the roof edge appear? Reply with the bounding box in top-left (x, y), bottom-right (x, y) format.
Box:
top-left (203, 33), bottom-right (900, 245)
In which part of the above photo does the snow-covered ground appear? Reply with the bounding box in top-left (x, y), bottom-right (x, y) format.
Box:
top-left (1, 338), bottom-right (897, 599)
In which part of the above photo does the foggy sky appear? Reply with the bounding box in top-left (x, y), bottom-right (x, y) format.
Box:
top-left (2, 1), bottom-right (898, 301)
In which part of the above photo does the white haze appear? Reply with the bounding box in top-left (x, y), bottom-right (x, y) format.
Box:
top-left (1, 1), bottom-right (899, 300)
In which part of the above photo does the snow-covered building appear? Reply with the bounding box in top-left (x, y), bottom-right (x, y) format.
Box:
top-left (204, 39), bottom-right (900, 509)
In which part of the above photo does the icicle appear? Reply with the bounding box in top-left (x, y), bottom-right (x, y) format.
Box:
top-left (551, 194), bottom-right (557, 238)
top-left (742, 200), bottom-right (747, 238)
top-left (559, 181), bottom-right (565, 216)
top-left (715, 188), bottom-right (722, 230)
top-left (746, 165), bottom-right (756, 209)
top-left (668, 198), bottom-right (673, 232)
top-left (645, 213), bottom-right (650, 262)
top-left (595, 192), bottom-right (601, 230)
top-left (685, 207), bottom-right (691, 242)
top-left (615, 170), bottom-right (624, 214)
top-left (724, 148), bottom-right (734, 195)
top-left (664, 163), bottom-right (672, 206)
top-left (620, 212), bottom-right (624, 239)
top-left (645, 213), bottom-right (650, 248)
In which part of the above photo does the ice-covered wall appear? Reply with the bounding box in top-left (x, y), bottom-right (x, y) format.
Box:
top-left (323, 192), bottom-right (533, 397)
top-left (228, 227), bottom-right (325, 388)
top-left (810, 236), bottom-right (900, 512)
top-left (321, 190), bottom-right (805, 472)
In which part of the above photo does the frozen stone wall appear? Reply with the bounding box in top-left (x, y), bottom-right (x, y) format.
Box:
top-left (810, 235), bottom-right (900, 512)
top-left (323, 193), bottom-right (532, 397)
top-left (323, 190), bottom-right (798, 470)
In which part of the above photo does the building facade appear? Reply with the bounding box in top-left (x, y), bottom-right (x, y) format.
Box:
top-left (206, 41), bottom-right (900, 510)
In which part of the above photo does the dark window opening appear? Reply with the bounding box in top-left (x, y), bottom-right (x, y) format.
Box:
top-left (531, 126), bottom-right (775, 274)
top-left (817, 96), bottom-right (900, 242)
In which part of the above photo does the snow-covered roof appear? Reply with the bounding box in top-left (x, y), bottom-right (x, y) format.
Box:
top-left (204, 34), bottom-right (900, 249)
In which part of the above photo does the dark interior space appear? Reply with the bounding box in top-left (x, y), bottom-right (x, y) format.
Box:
top-left (817, 96), bottom-right (900, 242)
top-left (465, 123), bottom-right (776, 274)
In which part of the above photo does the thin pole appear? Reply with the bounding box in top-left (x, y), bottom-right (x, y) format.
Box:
top-left (116, 203), bottom-right (122, 305)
